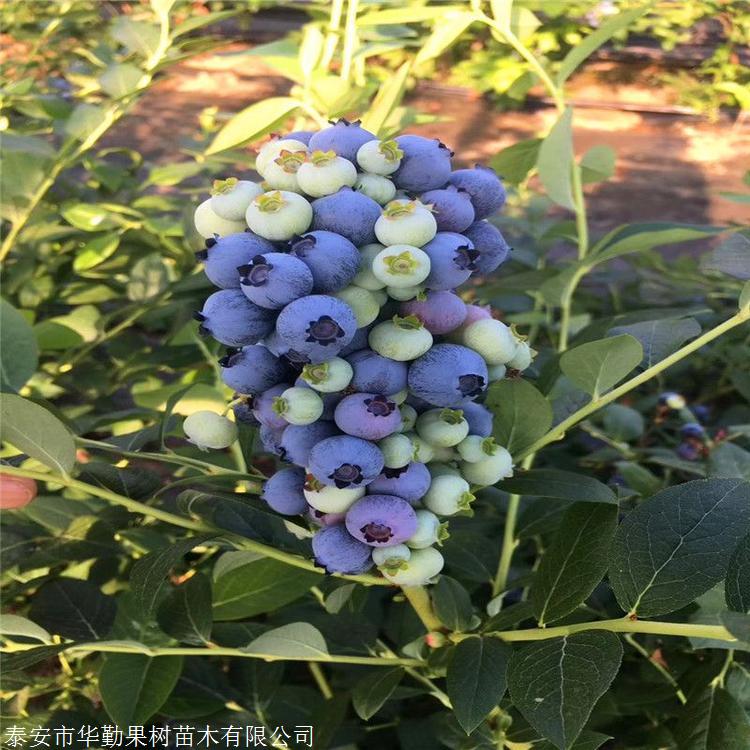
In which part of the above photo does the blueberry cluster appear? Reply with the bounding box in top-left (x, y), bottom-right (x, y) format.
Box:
top-left (187, 119), bottom-right (534, 586)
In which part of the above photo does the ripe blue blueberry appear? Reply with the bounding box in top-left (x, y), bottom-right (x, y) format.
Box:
top-left (680, 422), bottom-right (706, 439)
top-left (367, 461), bottom-right (431, 504)
top-left (261, 466), bottom-right (308, 515)
top-left (308, 118), bottom-right (376, 162)
top-left (408, 343), bottom-right (489, 407)
top-left (419, 186), bottom-right (475, 233)
top-left (275, 294), bottom-right (358, 363)
top-left (401, 290), bottom-right (467, 335)
top-left (339, 325), bottom-right (372, 357)
top-left (345, 494), bottom-right (418, 546)
top-left (422, 232), bottom-right (478, 291)
top-left (219, 344), bottom-right (289, 395)
top-left (462, 220), bottom-right (511, 275)
top-left (195, 289), bottom-right (275, 347)
top-left (233, 400), bottom-right (259, 426)
top-left (259, 424), bottom-right (286, 457)
top-left (238, 252), bottom-right (314, 310)
top-left (448, 165), bottom-right (506, 220)
top-left (311, 188), bottom-right (381, 247)
top-left (392, 135), bottom-right (453, 192)
top-left (334, 393), bottom-right (402, 440)
top-left (312, 524), bottom-right (374, 574)
top-left (289, 231), bottom-right (360, 293)
top-left (285, 130), bottom-right (314, 145)
top-left (197, 232), bottom-right (275, 289)
top-left (347, 348), bottom-right (408, 395)
top-left (252, 383), bottom-right (292, 429)
top-left (308, 435), bottom-right (384, 488)
top-left (280, 421), bottom-right (340, 467)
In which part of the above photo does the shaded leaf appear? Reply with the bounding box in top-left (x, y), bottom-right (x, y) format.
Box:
top-left (602, 404), bottom-right (644, 441)
top-left (245, 622), bottom-right (328, 659)
top-left (1, 644), bottom-right (67, 673)
top-left (702, 234), bottom-right (750, 280)
top-left (609, 317), bottom-right (700, 369)
top-left (157, 573), bottom-right (213, 645)
top-left (0, 614), bottom-right (51, 643)
top-left (610, 479), bottom-right (750, 617)
top-left (499, 469), bottom-right (616, 505)
top-left (708, 443), bottom-right (750, 481)
top-left (675, 686), bottom-right (750, 749)
top-left (725, 533), bottom-right (750, 613)
top-left (0, 299), bottom-right (38, 392)
top-left (537, 108), bottom-right (574, 210)
top-left (431, 576), bottom-right (473, 631)
top-left (580, 145), bottom-right (615, 184)
top-left (352, 668), bottom-right (404, 720)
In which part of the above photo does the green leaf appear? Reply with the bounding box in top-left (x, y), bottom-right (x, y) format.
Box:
top-left (580, 145), bottom-right (615, 184)
top-left (0, 394), bottom-right (76, 474)
top-left (0, 614), bottom-right (51, 644)
top-left (530, 503), bottom-right (618, 625)
top-left (722, 611), bottom-right (750, 643)
top-left (537, 108), bottom-right (574, 211)
top-left (726, 534), bottom-right (750, 613)
top-left (144, 161), bottom-right (204, 187)
top-left (157, 573), bottom-right (213, 645)
top-left (709, 443), bottom-right (750, 481)
top-left (536, 732), bottom-right (612, 750)
top-left (414, 12), bottom-right (476, 66)
top-left (29, 578), bottom-right (116, 640)
top-left (486, 378), bottom-right (553, 457)
top-left (609, 317), bottom-right (701, 369)
top-left (490, 138), bottom-right (542, 184)
top-left (245, 622), bottom-right (329, 659)
top-left (127, 254), bottom-right (171, 301)
top-left (447, 637), bottom-right (511, 734)
top-left (352, 668), bottom-right (404, 720)
top-left (508, 631), bottom-right (623, 750)
top-left (560, 334), bottom-right (642, 398)
top-left (1, 645), bottom-right (67, 673)
top-left (610, 479), bottom-right (750, 617)
top-left (99, 63), bottom-right (144, 98)
top-left (111, 17), bottom-right (161, 59)
top-left (499, 469), bottom-right (616, 504)
top-left (602, 404), bottom-right (644, 441)
top-left (740, 281), bottom-right (750, 311)
top-left (0, 299), bottom-right (38, 392)
top-left (592, 222), bottom-right (725, 265)
top-left (702, 234), bottom-right (750, 280)
top-left (556, 5), bottom-right (653, 85)
top-left (431, 576), bottom-right (474, 631)
top-left (65, 103), bottom-right (108, 141)
top-left (61, 203), bottom-right (118, 232)
top-left (361, 61), bottom-right (412, 137)
top-left (212, 552), bottom-right (321, 620)
top-left (78, 462), bottom-right (161, 500)
top-left (206, 97), bottom-right (301, 155)
top-left (359, 6), bottom-right (467, 24)
top-left (675, 686), bottom-right (750, 750)
top-left (150, 0), bottom-right (177, 15)
top-left (129, 534), bottom-right (214, 618)
top-left (100, 654), bottom-right (183, 726)
top-left (73, 233), bottom-right (121, 272)
top-left (173, 9), bottom-right (240, 36)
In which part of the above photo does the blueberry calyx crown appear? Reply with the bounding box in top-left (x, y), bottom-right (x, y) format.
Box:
top-left (437, 522), bottom-right (450, 545)
top-left (383, 464), bottom-right (409, 479)
top-left (218, 347), bottom-right (242, 368)
top-left (453, 245), bottom-right (481, 271)
top-left (255, 191), bottom-right (285, 213)
top-left (392, 314), bottom-right (424, 331)
top-left (210, 177), bottom-right (238, 196)
top-left (360, 522), bottom-right (393, 544)
top-left (439, 408), bottom-right (465, 425)
top-left (238, 255), bottom-right (272, 287)
top-left (481, 437), bottom-right (498, 456)
top-left (305, 473), bottom-right (324, 492)
top-left (379, 140), bottom-right (404, 162)
top-left (271, 396), bottom-right (288, 416)
top-left (383, 200), bottom-right (417, 219)
top-left (309, 149), bottom-right (337, 167)
top-left (459, 491), bottom-right (476, 511)
top-left (195, 250), bottom-right (209, 261)
top-left (306, 315), bottom-right (345, 346)
top-left (274, 149), bottom-right (306, 173)
top-left (301, 362), bottom-right (329, 385)
top-left (458, 373), bottom-right (486, 398)
top-left (329, 463), bottom-right (364, 489)
top-left (330, 117), bottom-right (362, 127)
top-left (289, 234), bottom-right (316, 258)
top-left (384, 250), bottom-right (419, 275)
top-left (363, 394), bottom-right (397, 418)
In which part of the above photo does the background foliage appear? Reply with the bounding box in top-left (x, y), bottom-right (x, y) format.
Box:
top-left (1, 1), bottom-right (749, 748)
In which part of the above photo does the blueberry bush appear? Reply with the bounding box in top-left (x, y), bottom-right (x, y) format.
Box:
top-left (2, 2), bottom-right (750, 749)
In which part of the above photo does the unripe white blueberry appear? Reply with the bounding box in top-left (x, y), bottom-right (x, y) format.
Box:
top-left (382, 547), bottom-right (444, 586)
top-left (353, 243), bottom-right (386, 290)
top-left (355, 173), bottom-right (397, 205)
top-left (407, 510), bottom-right (446, 549)
top-left (297, 150), bottom-right (357, 197)
top-left (194, 199), bottom-right (246, 239)
top-left (378, 433), bottom-right (414, 468)
top-left (334, 285), bottom-right (380, 327)
top-left (369, 315), bottom-right (433, 361)
top-left (356, 139), bottom-right (403, 175)
top-left (375, 200), bottom-right (437, 248)
top-left (371, 288), bottom-right (389, 307)
top-left (431, 445), bottom-right (457, 462)
top-left (424, 474), bottom-right (475, 516)
top-left (183, 410), bottom-right (238, 450)
top-left (304, 478), bottom-right (365, 513)
top-left (262, 149), bottom-right (307, 193)
top-left (387, 285), bottom-right (425, 302)
top-left (273, 387), bottom-right (323, 425)
top-left (256, 138), bottom-right (308, 176)
top-left (210, 178), bottom-right (263, 221)
top-left (507, 340), bottom-right (534, 371)
top-left (245, 190), bottom-right (312, 241)
top-left (460, 445), bottom-right (514, 486)
top-left (463, 319), bottom-right (519, 365)
top-left (372, 543), bottom-right (411, 567)
top-left (300, 358), bottom-right (353, 393)
top-left (428, 462), bottom-right (461, 479)
top-left (398, 404), bottom-right (418, 433)
top-left (406, 433), bottom-right (435, 463)
top-left (487, 363), bottom-right (507, 382)
top-left (457, 435), bottom-right (498, 463)
top-left (416, 408), bottom-right (470, 448)
top-left (390, 388), bottom-right (409, 405)
top-left (372, 245), bottom-right (431, 288)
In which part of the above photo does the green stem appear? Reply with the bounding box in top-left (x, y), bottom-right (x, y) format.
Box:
top-left (3, 642), bottom-right (422, 668)
top-left (492, 453), bottom-right (535, 598)
top-left (340, 0), bottom-right (359, 82)
top-left (0, 465), bottom-right (390, 587)
top-left (516, 307), bottom-right (750, 461)
top-left (571, 162), bottom-right (589, 260)
top-left (468, 618), bottom-right (738, 643)
top-left (624, 634), bottom-right (687, 705)
top-left (402, 586), bottom-right (443, 631)
top-left (321, 0), bottom-right (345, 70)
top-left (308, 662), bottom-right (334, 699)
